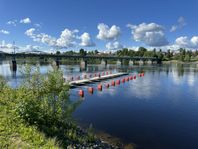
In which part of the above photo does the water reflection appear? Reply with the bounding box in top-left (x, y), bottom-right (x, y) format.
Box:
top-left (1, 60), bottom-right (198, 149)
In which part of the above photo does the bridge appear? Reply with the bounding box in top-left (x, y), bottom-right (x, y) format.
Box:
top-left (1, 53), bottom-right (161, 71)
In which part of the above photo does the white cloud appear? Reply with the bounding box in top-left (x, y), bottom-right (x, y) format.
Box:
top-left (170, 16), bottom-right (186, 32)
top-left (170, 25), bottom-right (177, 32)
top-left (0, 30), bottom-right (10, 35)
top-left (25, 28), bottom-right (79, 49)
top-left (178, 16), bottom-right (186, 26)
top-left (127, 23), bottom-right (168, 47)
top-left (191, 36), bottom-right (198, 46)
top-left (175, 36), bottom-right (198, 49)
top-left (25, 28), bottom-right (35, 36)
top-left (56, 29), bottom-right (78, 48)
top-left (106, 41), bottom-right (123, 50)
top-left (0, 41), bottom-right (19, 53)
top-left (175, 36), bottom-right (190, 47)
top-left (7, 20), bottom-right (17, 26)
top-left (0, 40), bottom-right (45, 53)
top-left (97, 23), bottom-right (121, 40)
top-left (23, 45), bottom-right (40, 52)
top-left (20, 17), bottom-right (31, 24)
top-left (80, 32), bottom-right (95, 47)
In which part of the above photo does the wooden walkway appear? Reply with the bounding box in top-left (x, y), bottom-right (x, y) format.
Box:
top-left (68, 72), bottom-right (128, 88)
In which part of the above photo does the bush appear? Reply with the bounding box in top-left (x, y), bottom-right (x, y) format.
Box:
top-left (1, 66), bottom-right (98, 148)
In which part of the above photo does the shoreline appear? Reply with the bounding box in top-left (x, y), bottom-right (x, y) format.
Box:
top-left (162, 60), bottom-right (198, 64)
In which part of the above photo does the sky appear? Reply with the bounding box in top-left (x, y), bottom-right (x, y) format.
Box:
top-left (0, 0), bottom-right (198, 53)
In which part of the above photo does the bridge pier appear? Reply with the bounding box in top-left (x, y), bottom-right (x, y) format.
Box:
top-left (129, 60), bottom-right (134, 66)
top-left (101, 59), bottom-right (107, 67)
top-left (10, 60), bottom-right (17, 72)
top-left (80, 59), bottom-right (87, 71)
top-left (116, 59), bottom-right (122, 65)
top-left (147, 60), bottom-right (153, 64)
top-left (139, 60), bottom-right (145, 65)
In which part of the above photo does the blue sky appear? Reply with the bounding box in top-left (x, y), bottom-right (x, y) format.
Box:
top-left (0, 0), bottom-right (198, 52)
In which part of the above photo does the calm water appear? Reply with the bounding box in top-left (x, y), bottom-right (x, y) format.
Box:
top-left (1, 60), bottom-right (198, 149)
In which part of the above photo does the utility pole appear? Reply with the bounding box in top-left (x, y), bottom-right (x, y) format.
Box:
top-left (13, 41), bottom-right (16, 60)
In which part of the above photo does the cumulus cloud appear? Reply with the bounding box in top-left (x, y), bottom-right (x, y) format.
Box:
top-left (191, 36), bottom-right (198, 46)
top-left (56, 29), bottom-right (79, 48)
top-left (97, 23), bottom-right (121, 40)
top-left (127, 23), bottom-right (168, 47)
top-left (25, 28), bottom-right (79, 49)
top-left (0, 41), bottom-right (19, 53)
top-left (175, 36), bottom-right (198, 49)
top-left (106, 41), bottom-right (123, 50)
top-left (80, 32), bottom-right (95, 47)
top-left (25, 28), bottom-right (35, 36)
top-left (170, 16), bottom-right (186, 32)
top-left (23, 45), bottom-right (41, 52)
top-left (0, 40), bottom-right (44, 53)
top-left (20, 17), bottom-right (31, 24)
top-left (0, 29), bottom-right (10, 35)
top-left (7, 20), bottom-right (17, 26)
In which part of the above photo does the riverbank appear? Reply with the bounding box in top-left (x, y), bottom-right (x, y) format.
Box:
top-left (0, 68), bottom-right (118, 148)
top-left (162, 60), bottom-right (198, 65)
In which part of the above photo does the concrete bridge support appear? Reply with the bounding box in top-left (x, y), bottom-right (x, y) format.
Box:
top-left (80, 59), bottom-right (87, 71)
top-left (101, 59), bottom-right (107, 66)
top-left (101, 59), bottom-right (107, 68)
top-left (147, 60), bottom-right (153, 65)
top-left (116, 59), bottom-right (122, 66)
top-left (139, 60), bottom-right (145, 65)
top-left (129, 60), bottom-right (134, 66)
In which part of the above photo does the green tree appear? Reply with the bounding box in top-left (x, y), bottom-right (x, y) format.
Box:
top-left (56, 50), bottom-right (61, 55)
top-left (79, 49), bottom-right (87, 56)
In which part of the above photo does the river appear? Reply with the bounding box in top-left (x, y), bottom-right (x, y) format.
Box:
top-left (1, 60), bottom-right (198, 149)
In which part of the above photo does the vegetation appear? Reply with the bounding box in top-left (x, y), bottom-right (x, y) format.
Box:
top-left (116, 47), bottom-right (198, 62)
top-left (0, 66), bottom-right (101, 148)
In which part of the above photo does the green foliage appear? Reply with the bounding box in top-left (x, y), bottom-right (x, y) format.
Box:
top-left (79, 48), bottom-right (87, 56)
top-left (0, 66), bottom-right (97, 148)
top-left (116, 47), bottom-right (198, 62)
top-left (87, 124), bottom-right (96, 142)
top-left (0, 75), bottom-right (6, 90)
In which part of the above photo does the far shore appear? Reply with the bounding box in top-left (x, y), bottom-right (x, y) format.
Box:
top-left (162, 60), bottom-right (198, 65)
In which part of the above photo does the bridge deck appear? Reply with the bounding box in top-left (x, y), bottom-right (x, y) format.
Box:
top-left (68, 72), bottom-right (128, 87)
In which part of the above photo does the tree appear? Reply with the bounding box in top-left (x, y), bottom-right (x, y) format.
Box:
top-left (184, 53), bottom-right (191, 62)
top-left (138, 47), bottom-right (147, 57)
top-left (94, 50), bottom-right (99, 55)
top-left (56, 51), bottom-right (61, 55)
top-left (79, 49), bottom-right (87, 56)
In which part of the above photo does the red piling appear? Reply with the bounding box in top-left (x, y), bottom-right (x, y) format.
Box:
top-left (88, 87), bottom-right (94, 94)
top-left (116, 80), bottom-right (120, 85)
top-left (98, 84), bottom-right (102, 91)
top-left (79, 90), bottom-right (84, 97)
top-left (111, 80), bottom-right (115, 86)
top-left (105, 83), bottom-right (110, 88)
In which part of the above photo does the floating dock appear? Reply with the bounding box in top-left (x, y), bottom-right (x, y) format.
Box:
top-left (68, 72), bottom-right (128, 88)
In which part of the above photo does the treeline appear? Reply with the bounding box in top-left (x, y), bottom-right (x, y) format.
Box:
top-left (116, 47), bottom-right (198, 62)
top-left (58, 47), bottom-right (198, 62)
